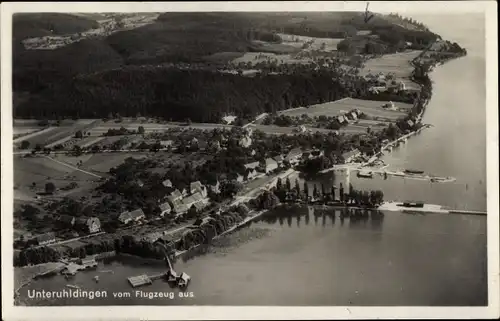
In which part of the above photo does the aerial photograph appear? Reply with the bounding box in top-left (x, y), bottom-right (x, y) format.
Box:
top-left (10, 5), bottom-right (488, 307)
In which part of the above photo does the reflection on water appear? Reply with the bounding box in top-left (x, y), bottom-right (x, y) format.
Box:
top-left (20, 208), bottom-right (486, 306)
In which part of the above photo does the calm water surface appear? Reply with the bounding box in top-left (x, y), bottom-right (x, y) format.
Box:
top-left (18, 14), bottom-right (488, 306)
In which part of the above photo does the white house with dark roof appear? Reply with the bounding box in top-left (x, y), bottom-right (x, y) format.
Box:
top-left (245, 168), bottom-right (258, 180)
top-left (190, 181), bottom-right (207, 198)
top-left (406, 119), bottom-right (415, 128)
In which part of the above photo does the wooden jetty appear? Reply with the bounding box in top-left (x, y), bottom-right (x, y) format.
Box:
top-left (128, 274), bottom-right (153, 287)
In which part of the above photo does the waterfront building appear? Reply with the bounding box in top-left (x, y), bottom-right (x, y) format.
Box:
top-left (342, 149), bottom-right (361, 163)
top-left (35, 232), bottom-right (56, 245)
top-left (190, 181), bottom-right (207, 198)
top-left (160, 140), bottom-right (173, 148)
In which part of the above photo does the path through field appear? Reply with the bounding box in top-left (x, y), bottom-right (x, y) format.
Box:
top-left (43, 156), bottom-right (102, 179)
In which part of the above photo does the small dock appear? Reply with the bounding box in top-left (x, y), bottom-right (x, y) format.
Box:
top-left (128, 274), bottom-right (153, 287)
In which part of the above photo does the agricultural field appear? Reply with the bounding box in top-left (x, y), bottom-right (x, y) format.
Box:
top-left (78, 152), bottom-right (149, 174)
top-left (277, 33), bottom-right (344, 52)
top-left (14, 155), bottom-right (102, 203)
top-left (232, 52), bottom-right (313, 66)
top-left (279, 98), bottom-right (409, 121)
top-left (360, 50), bottom-right (422, 78)
top-left (13, 119), bottom-right (101, 148)
top-left (89, 122), bottom-right (233, 136)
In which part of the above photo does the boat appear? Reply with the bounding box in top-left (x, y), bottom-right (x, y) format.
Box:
top-left (66, 284), bottom-right (80, 289)
top-left (93, 276), bottom-right (99, 282)
top-left (404, 169), bottom-right (424, 174)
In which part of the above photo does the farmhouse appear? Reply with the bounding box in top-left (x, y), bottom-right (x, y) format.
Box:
top-left (182, 195), bottom-right (197, 209)
top-left (36, 232), bottom-right (56, 245)
top-left (265, 158), bottom-right (278, 173)
top-left (75, 217), bottom-right (101, 234)
top-left (190, 181), bottom-right (207, 198)
top-left (140, 231), bottom-right (164, 243)
top-left (342, 149), bottom-right (361, 163)
top-left (407, 119), bottom-right (415, 128)
top-left (337, 115), bottom-right (348, 124)
top-left (158, 202), bottom-right (172, 217)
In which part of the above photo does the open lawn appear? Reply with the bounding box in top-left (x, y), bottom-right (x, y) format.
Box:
top-left (279, 98), bottom-right (409, 121)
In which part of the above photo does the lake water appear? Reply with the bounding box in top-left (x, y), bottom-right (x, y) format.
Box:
top-left (18, 14), bottom-right (488, 306)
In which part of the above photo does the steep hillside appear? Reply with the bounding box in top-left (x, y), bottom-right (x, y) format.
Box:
top-left (13, 38), bottom-right (124, 93)
top-left (13, 13), bottom-right (99, 41)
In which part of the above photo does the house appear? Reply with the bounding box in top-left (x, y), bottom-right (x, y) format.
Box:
top-left (162, 179), bottom-right (173, 188)
top-left (182, 195), bottom-right (197, 209)
top-left (285, 148), bottom-right (303, 164)
top-left (209, 140), bottom-right (221, 152)
top-left (136, 179), bottom-right (144, 188)
top-left (58, 215), bottom-right (75, 227)
top-left (245, 168), bottom-right (258, 180)
top-left (356, 30), bottom-right (372, 36)
top-left (244, 161), bottom-right (260, 170)
top-left (79, 257), bottom-right (98, 268)
top-left (172, 201), bottom-right (188, 215)
top-left (158, 202), bottom-right (172, 217)
top-left (265, 158), bottom-right (278, 173)
top-left (181, 188), bottom-right (189, 197)
top-left (193, 201), bottom-right (206, 212)
top-left (119, 209), bottom-right (145, 224)
top-left (36, 232), bottom-right (56, 245)
top-left (342, 149), bottom-right (361, 163)
top-left (167, 189), bottom-right (183, 204)
top-left (236, 173), bottom-right (245, 183)
top-left (191, 192), bottom-right (205, 204)
top-left (238, 135), bottom-right (252, 148)
top-left (208, 180), bottom-right (221, 194)
top-left (349, 111), bottom-right (358, 121)
top-left (190, 181), bottom-right (207, 198)
top-left (337, 115), bottom-right (348, 124)
top-left (407, 120), bottom-right (415, 128)
top-left (75, 217), bottom-right (101, 234)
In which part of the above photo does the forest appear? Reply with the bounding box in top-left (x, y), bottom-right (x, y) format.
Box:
top-left (15, 68), bottom-right (353, 122)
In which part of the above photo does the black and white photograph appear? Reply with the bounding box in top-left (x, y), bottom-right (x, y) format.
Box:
top-left (1, 1), bottom-right (498, 320)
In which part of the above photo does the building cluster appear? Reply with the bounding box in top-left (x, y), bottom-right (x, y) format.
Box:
top-left (336, 109), bottom-right (363, 125)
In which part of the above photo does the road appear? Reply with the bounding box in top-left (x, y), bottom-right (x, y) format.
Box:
top-left (43, 156), bottom-right (102, 179)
